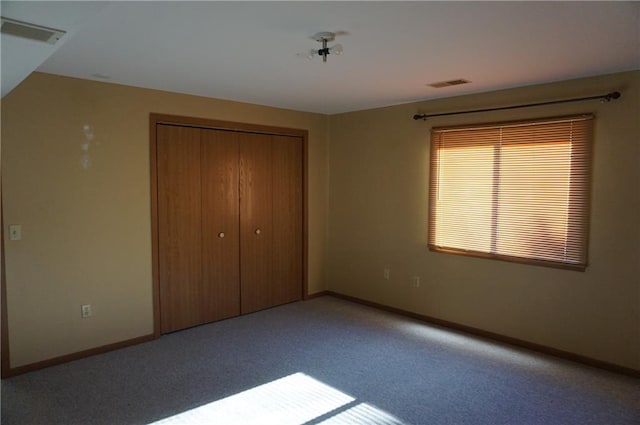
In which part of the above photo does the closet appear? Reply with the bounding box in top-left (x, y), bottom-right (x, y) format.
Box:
top-left (153, 117), bottom-right (303, 334)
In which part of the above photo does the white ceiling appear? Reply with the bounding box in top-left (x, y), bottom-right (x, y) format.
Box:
top-left (2, 1), bottom-right (639, 114)
top-left (0, 1), bottom-right (108, 97)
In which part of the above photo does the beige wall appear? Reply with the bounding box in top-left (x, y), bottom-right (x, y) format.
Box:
top-left (327, 71), bottom-right (640, 370)
top-left (2, 72), bottom-right (330, 367)
top-left (3, 70), bottom-right (639, 371)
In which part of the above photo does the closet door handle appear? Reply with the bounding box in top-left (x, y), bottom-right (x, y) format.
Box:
top-left (255, 228), bottom-right (261, 235)
top-left (218, 232), bottom-right (225, 238)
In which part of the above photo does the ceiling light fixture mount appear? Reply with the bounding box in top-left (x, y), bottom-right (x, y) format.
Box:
top-left (309, 31), bottom-right (343, 63)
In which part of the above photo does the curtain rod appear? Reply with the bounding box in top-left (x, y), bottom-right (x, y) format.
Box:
top-left (412, 91), bottom-right (621, 121)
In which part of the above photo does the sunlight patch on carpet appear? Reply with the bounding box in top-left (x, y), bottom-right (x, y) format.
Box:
top-left (395, 321), bottom-right (561, 372)
top-left (149, 372), bottom-right (355, 425)
top-left (318, 402), bottom-right (405, 424)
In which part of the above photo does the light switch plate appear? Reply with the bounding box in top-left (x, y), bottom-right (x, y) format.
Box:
top-left (81, 304), bottom-right (92, 318)
top-left (9, 225), bottom-right (21, 241)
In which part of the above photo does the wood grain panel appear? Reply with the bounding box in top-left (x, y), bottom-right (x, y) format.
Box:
top-left (151, 113), bottom-right (308, 138)
top-left (272, 136), bottom-right (303, 305)
top-left (201, 129), bottom-right (240, 321)
top-left (157, 124), bottom-right (202, 333)
top-left (239, 133), bottom-right (273, 314)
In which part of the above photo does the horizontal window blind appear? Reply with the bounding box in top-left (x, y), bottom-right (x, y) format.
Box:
top-left (428, 115), bottom-right (593, 270)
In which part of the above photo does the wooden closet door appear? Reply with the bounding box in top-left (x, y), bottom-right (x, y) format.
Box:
top-left (239, 133), bottom-right (303, 314)
top-left (157, 125), bottom-right (203, 333)
top-left (272, 135), bottom-right (303, 305)
top-left (201, 129), bottom-right (240, 321)
top-left (239, 133), bottom-right (274, 314)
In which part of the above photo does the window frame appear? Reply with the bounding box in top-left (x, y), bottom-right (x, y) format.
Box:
top-left (428, 114), bottom-right (594, 271)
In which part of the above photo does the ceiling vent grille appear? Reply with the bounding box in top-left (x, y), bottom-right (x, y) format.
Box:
top-left (428, 79), bottom-right (471, 88)
top-left (1, 17), bottom-right (65, 45)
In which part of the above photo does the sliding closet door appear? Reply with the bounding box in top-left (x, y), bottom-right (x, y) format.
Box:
top-left (157, 125), bottom-right (203, 332)
top-left (272, 135), bottom-right (303, 305)
top-left (201, 129), bottom-right (241, 322)
top-left (239, 133), bottom-right (274, 314)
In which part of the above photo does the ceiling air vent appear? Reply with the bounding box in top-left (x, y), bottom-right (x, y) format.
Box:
top-left (428, 79), bottom-right (471, 88)
top-left (1, 17), bottom-right (65, 45)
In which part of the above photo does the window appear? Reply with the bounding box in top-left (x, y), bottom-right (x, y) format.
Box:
top-left (428, 115), bottom-right (593, 270)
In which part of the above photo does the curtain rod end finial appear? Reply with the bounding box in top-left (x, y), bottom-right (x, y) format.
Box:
top-left (603, 91), bottom-right (621, 102)
top-left (413, 114), bottom-right (427, 121)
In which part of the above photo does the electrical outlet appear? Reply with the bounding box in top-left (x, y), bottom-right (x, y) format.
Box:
top-left (383, 268), bottom-right (390, 280)
top-left (412, 276), bottom-right (420, 288)
top-left (81, 304), bottom-right (92, 318)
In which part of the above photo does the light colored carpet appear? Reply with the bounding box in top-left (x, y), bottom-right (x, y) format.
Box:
top-left (2, 296), bottom-right (639, 424)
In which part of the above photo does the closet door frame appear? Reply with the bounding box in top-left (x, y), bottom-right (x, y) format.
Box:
top-left (149, 113), bottom-right (308, 337)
